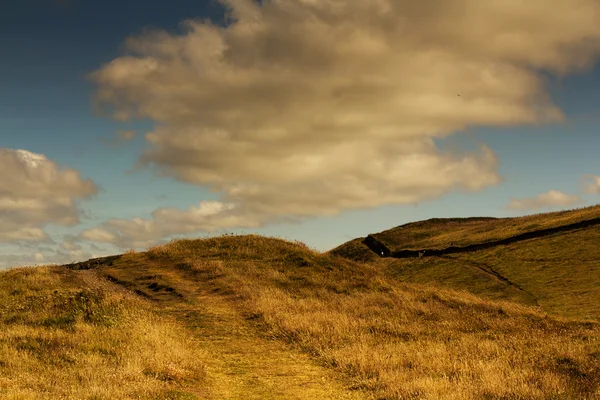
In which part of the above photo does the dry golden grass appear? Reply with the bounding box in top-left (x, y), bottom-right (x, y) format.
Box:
top-left (430, 226), bottom-right (600, 321)
top-left (330, 238), bottom-right (381, 264)
top-left (145, 235), bottom-right (600, 400)
top-left (372, 204), bottom-right (600, 251)
top-left (338, 225), bottom-right (600, 322)
top-left (4, 229), bottom-right (600, 399)
top-left (81, 248), bottom-right (370, 400)
top-left (0, 266), bottom-right (207, 400)
top-left (376, 253), bottom-right (540, 306)
top-left (333, 205), bottom-right (600, 321)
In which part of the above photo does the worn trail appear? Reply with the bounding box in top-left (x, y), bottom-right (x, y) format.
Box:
top-left (81, 257), bottom-right (368, 400)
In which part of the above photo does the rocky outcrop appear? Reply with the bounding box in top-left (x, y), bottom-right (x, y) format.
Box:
top-left (362, 235), bottom-right (392, 257)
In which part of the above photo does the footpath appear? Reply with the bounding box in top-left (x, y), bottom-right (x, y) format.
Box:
top-left (91, 257), bottom-right (368, 400)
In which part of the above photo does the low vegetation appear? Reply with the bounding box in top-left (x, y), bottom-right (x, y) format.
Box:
top-left (334, 205), bottom-right (600, 321)
top-left (140, 235), bottom-right (600, 399)
top-left (2, 204), bottom-right (600, 399)
top-left (371, 204), bottom-right (600, 251)
top-left (394, 225), bottom-right (600, 321)
top-left (0, 266), bottom-right (207, 399)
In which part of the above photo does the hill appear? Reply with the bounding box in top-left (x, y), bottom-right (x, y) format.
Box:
top-left (367, 205), bottom-right (600, 252)
top-left (2, 235), bottom-right (600, 399)
top-left (331, 204), bottom-right (600, 321)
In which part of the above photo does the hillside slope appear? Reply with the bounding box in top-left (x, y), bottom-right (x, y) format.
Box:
top-left (2, 235), bottom-right (600, 399)
top-left (0, 265), bottom-right (209, 399)
top-left (371, 204), bottom-right (600, 252)
top-left (331, 205), bottom-right (600, 321)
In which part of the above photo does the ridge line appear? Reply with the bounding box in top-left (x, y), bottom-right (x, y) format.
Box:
top-left (363, 216), bottom-right (600, 258)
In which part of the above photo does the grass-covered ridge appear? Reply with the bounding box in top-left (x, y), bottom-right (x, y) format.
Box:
top-left (371, 204), bottom-right (600, 252)
top-left (381, 224), bottom-right (600, 321)
top-left (2, 233), bottom-right (600, 399)
top-left (333, 204), bottom-right (600, 321)
top-left (113, 236), bottom-right (600, 398)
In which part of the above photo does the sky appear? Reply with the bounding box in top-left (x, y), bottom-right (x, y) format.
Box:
top-left (2, 0), bottom-right (600, 269)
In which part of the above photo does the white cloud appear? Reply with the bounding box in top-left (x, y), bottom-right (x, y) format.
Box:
top-left (507, 190), bottom-right (584, 211)
top-left (1, 249), bottom-right (95, 269)
top-left (81, 227), bottom-right (118, 243)
top-left (87, 0), bottom-right (600, 246)
top-left (80, 201), bottom-right (250, 249)
top-left (581, 174), bottom-right (600, 194)
top-left (0, 148), bottom-right (99, 243)
top-left (0, 233), bottom-right (114, 270)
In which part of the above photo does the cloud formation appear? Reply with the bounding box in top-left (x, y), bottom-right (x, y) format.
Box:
top-left (507, 190), bottom-right (584, 211)
top-left (88, 0), bottom-right (600, 247)
top-left (0, 148), bottom-right (98, 242)
top-left (0, 233), bottom-right (112, 270)
top-left (1, 247), bottom-right (98, 269)
top-left (116, 130), bottom-right (136, 141)
top-left (581, 174), bottom-right (600, 194)
top-left (101, 130), bottom-right (137, 147)
top-left (80, 201), bottom-right (250, 249)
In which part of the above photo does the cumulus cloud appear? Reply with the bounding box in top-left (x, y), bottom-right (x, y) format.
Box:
top-left (1, 248), bottom-right (98, 269)
top-left (0, 148), bottom-right (98, 242)
top-left (581, 174), bottom-right (600, 194)
top-left (88, 0), bottom-right (600, 247)
top-left (0, 234), bottom-right (112, 269)
top-left (80, 201), bottom-right (250, 249)
top-left (507, 190), bottom-right (584, 211)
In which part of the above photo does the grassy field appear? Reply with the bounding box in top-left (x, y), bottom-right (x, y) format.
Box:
top-left (2, 208), bottom-right (600, 399)
top-left (370, 204), bottom-right (600, 251)
top-left (380, 225), bottom-right (600, 321)
top-left (333, 205), bottom-right (600, 322)
top-left (330, 238), bottom-right (381, 264)
top-left (0, 265), bottom-right (207, 399)
top-left (91, 236), bottom-right (600, 399)
top-left (93, 248), bottom-right (368, 400)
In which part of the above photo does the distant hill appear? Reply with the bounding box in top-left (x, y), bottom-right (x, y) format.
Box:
top-left (369, 205), bottom-right (600, 252)
top-left (331, 204), bottom-right (600, 321)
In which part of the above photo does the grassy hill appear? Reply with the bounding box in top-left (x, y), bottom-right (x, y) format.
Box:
top-left (369, 204), bottom-right (600, 252)
top-left (0, 264), bottom-right (208, 399)
top-left (2, 234), bottom-right (600, 399)
top-left (331, 204), bottom-right (600, 321)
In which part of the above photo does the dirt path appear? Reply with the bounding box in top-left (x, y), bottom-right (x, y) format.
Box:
top-left (92, 259), bottom-right (369, 400)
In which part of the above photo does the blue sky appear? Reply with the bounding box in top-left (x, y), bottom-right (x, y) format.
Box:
top-left (2, 0), bottom-right (600, 268)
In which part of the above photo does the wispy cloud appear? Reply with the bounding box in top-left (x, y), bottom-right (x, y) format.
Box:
top-left (80, 201), bottom-right (252, 249)
top-left (86, 0), bottom-right (600, 247)
top-left (116, 130), bottom-right (136, 141)
top-left (101, 130), bottom-right (137, 147)
top-left (507, 190), bottom-right (584, 211)
top-left (0, 148), bottom-right (98, 243)
top-left (581, 174), bottom-right (600, 194)
top-left (1, 234), bottom-right (112, 269)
